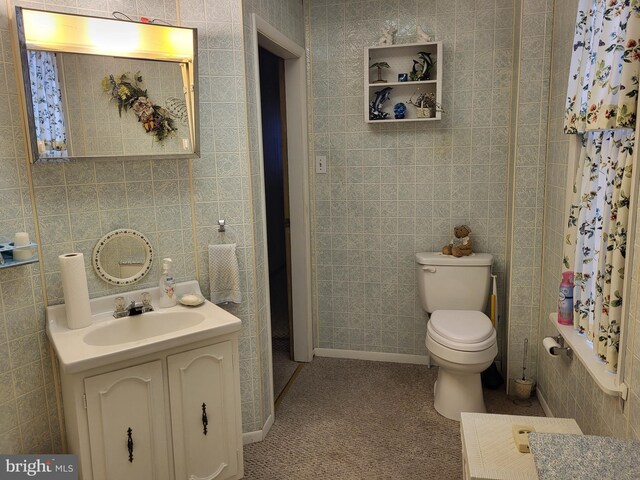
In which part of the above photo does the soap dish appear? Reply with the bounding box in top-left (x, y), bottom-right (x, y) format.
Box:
top-left (178, 293), bottom-right (205, 307)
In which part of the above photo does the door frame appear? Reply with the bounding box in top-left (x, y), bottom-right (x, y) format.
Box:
top-left (251, 15), bottom-right (313, 368)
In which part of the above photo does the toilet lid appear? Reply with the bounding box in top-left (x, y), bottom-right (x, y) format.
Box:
top-left (429, 310), bottom-right (494, 344)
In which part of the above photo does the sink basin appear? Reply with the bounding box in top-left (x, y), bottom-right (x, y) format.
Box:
top-left (46, 280), bottom-right (242, 373)
top-left (83, 310), bottom-right (206, 346)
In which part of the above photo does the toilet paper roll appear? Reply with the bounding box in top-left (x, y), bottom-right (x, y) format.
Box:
top-left (59, 253), bottom-right (92, 329)
top-left (14, 232), bottom-right (29, 246)
top-left (12, 232), bottom-right (34, 262)
top-left (543, 336), bottom-right (561, 357)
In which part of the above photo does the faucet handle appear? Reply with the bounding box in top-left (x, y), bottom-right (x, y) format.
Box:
top-left (141, 292), bottom-right (152, 307)
top-left (114, 296), bottom-right (127, 313)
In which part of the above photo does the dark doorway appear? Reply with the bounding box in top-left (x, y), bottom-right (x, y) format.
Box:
top-left (258, 47), bottom-right (298, 403)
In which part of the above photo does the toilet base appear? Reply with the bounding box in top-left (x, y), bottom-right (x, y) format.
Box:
top-left (433, 368), bottom-right (486, 421)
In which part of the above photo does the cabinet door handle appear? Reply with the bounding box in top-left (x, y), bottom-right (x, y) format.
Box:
top-left (127, 427), bottom-right (134, 462)
top-left (202, 402), bottom-right (208, 435)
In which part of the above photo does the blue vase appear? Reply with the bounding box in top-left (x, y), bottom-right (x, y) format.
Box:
top-left (393, 102), bottom-right (407, 119)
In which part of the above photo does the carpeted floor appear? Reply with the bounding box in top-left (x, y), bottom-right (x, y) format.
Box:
top-left (243, 357), bottom-right (544, 479)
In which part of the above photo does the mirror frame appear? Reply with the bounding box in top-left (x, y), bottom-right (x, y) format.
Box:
top-left (14, 7), bottom-right (199, 163)
top-left (92, 229), bottom-right (154, 286)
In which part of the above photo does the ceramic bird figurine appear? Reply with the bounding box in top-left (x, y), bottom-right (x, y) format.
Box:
top-left (378, 26), bottom-right (397, 45)
top-left (416, 26), bottom-right (433, 42)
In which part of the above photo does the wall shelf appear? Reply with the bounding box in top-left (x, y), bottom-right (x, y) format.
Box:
top-left (548, 313), bottom-right (628, 399)
top-left (365, 41), bottom-right (443, 123)
top-left (0, 241), bottom-right (39, 269)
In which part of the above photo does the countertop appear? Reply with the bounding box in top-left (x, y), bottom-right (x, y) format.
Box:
top-left (529, 433), bottom-right (640, 480)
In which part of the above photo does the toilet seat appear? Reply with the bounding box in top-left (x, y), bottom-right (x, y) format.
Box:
top-left (428, 310), bottom-right (496, 352)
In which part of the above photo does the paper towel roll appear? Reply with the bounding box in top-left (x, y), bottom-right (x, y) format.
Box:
top-left (59, 253), bottom-right (92, 329)
top-left (543, 336), bottom-right (561, 357)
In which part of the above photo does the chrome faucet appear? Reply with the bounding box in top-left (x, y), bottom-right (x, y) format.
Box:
top-left (113, 293), bottom-right (154, 318)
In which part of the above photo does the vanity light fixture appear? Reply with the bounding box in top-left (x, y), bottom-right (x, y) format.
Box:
top-left (19, 8), bottom-right (194, 61)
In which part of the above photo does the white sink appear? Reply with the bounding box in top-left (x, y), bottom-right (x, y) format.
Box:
top-left (46, 280), bottom-right (241, 373)
top-left (83, 310), bottom-right (206, 346)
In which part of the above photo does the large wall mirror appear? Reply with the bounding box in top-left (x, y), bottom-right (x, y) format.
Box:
top-left (14, 7), bottom-right (199, 163)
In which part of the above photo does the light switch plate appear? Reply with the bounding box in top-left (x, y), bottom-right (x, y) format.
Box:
top-left (316, 155), bottom-right (327, 174)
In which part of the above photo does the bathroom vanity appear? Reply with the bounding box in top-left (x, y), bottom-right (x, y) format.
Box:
top-left (46, 281), bottom-right (243, 480)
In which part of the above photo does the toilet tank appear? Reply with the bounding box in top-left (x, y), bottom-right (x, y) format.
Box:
top-left (415, 252), bottom-right (493, 313)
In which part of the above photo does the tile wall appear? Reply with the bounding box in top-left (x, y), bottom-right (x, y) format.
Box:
top-left (506, 0), bottom-right (552, 385)
top-left (537, 0), bottom-right (640, 438)
top-left (305, 0), bottom-right (514, 357)
top-left (0, 0), bottom-right (294, 453)
top-left (0, 3), bottom-right (51, 447)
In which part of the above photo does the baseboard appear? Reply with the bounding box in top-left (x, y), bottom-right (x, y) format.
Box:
top-left (314, 348), bottom-right (430, 365)
top-left (242, 430), bottom-right (262, 445)
top-left (536, 388), bottom-right (554, 417)
top-left (262, 412), bottom-right (274, 438)
top-left (242, 413), bottom-right (274, 445)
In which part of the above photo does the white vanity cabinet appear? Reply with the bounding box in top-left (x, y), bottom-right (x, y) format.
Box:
top-left (167, 342), bottom-right (240, 480)
top-left (84, 361), bottom-right (171, 480)
top-left (59, 334), bottom-right (243, 480)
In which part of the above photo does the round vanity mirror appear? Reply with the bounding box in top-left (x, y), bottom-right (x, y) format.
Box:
top-left (92, 229), bottom-right (153, 285)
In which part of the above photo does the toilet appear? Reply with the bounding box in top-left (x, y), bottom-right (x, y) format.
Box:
top-left (415, 252), bottom-right (497, 421)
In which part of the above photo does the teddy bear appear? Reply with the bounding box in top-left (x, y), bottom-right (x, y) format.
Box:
top-left (441, 225), bottom-right (473, 257)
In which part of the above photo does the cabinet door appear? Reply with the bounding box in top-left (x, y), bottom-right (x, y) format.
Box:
top-left (84, 361), bottom-right (171, 480)
top-left (168, 342), bottom-right (240, 480)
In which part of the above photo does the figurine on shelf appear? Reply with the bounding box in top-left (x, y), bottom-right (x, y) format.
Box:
top-left (378, 26), bottom-right (397, 45)
top-left (393, 103), bottom-right (407, 119)
top-left (416, 26), bottom-right (433, 42)
top-left (370, 62), bottom-right (390, 83)
top-left (410, 51), bottom-right (434, 81)
top-left (369, 87), bottom-right (393, 120)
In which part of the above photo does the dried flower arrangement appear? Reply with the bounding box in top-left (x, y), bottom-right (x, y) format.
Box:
top-left (102, 72), bottom-right (177, 142)
top-left (407, 91), bottom-right (444, 118)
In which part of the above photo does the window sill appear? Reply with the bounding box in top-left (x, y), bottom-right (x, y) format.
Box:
top-left (548, 313), bottom-right (628, 399)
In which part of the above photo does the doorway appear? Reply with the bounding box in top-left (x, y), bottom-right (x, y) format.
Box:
top-left (258, 47), bottom-right (298, 402)
top-left (252, 15), bottom-right (313, 435)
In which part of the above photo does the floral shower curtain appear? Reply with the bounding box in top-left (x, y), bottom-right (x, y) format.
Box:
top-left (562, 130), bottom-right (634, 373)
top-left (28, 51), bottom-right (67, 156)
top-left (564, 0), bottom-right (640, 134)
top-left (562, 0), bottom-right (640, 373)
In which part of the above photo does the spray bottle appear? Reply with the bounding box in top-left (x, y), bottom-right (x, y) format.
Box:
top-left (557, 271), bottom-right (574, 325)
top-left (159, 258), bottom-right (177, 308)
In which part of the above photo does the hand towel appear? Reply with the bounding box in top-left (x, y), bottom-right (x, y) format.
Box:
top-left (208, 243), bottom-right (242, 304)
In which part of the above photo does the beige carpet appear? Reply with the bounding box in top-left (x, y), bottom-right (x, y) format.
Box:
top-left (244, 357), bottom-right (544, 479)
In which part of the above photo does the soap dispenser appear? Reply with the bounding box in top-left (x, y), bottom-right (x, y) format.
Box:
top-left (159, 258), bottom-right (177, 308)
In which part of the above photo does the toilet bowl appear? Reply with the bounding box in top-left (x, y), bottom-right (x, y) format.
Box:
top-left (415, 252), bottom-right (497, 421)
top-left (426, 310), bottom-right (497, 421)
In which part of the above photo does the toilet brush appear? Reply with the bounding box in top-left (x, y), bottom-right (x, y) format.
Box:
top-left (513, 338), bottom-right (534, 400)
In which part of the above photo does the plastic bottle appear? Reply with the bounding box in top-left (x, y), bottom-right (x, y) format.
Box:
top-left (557, 271), bottom-right (574, 325)
top-left (159, 258), bottom-right (177, 308)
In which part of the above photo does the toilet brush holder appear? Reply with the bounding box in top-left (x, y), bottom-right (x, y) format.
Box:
top-left (513, 378), bottom-right (534, 400)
